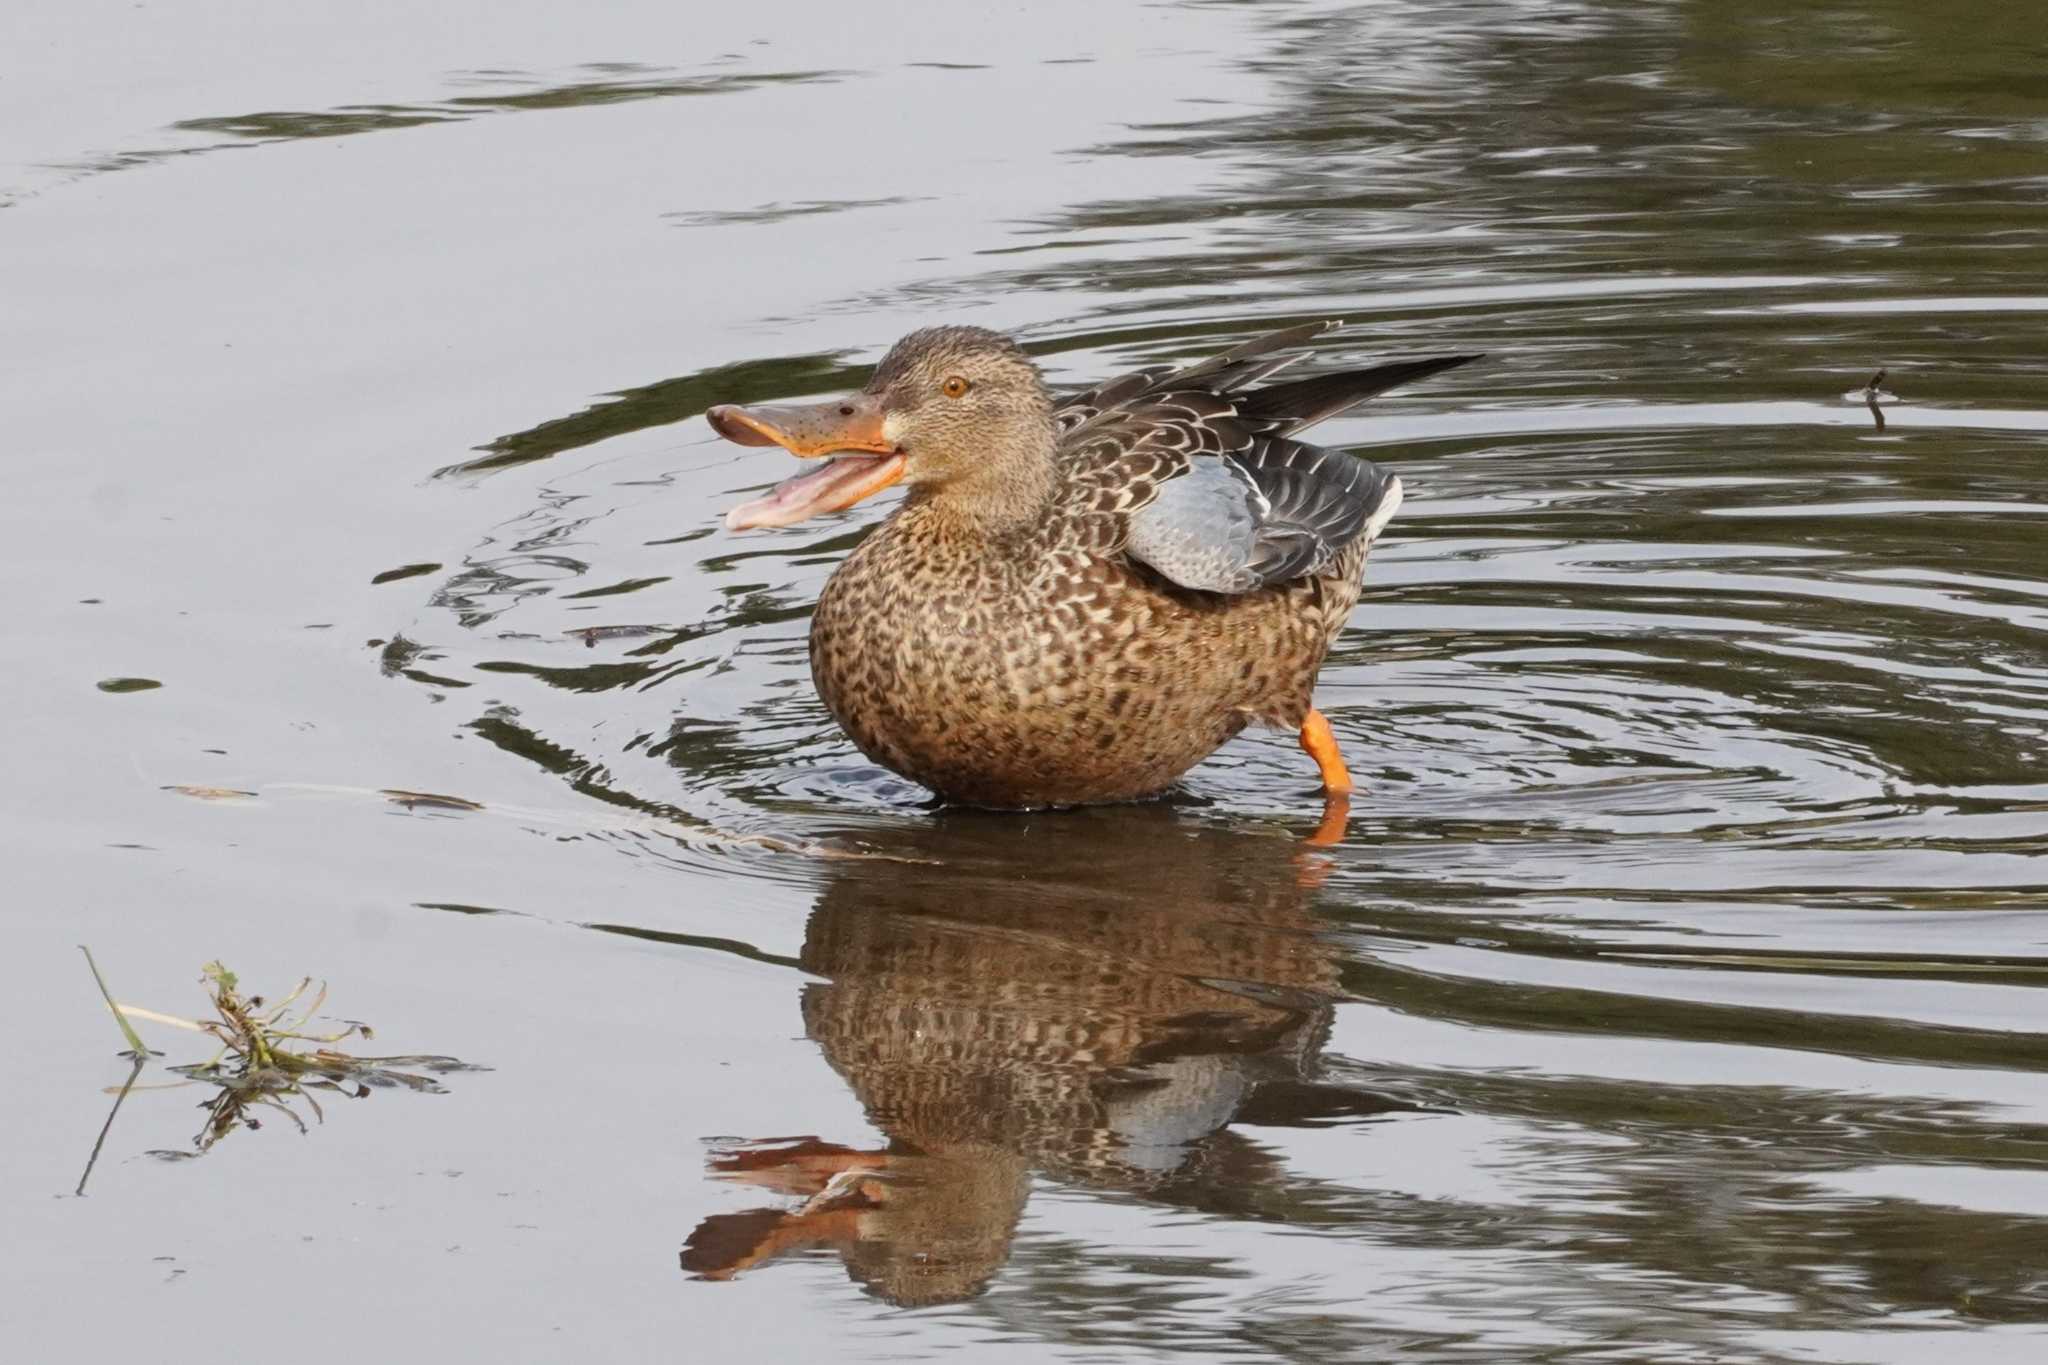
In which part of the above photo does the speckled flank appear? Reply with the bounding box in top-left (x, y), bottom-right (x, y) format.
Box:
top-left (813, 508), bottom-right (1366, 807)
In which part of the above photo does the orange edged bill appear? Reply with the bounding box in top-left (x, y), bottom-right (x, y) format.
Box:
top-left (710, 395), bottom-right (907, 531)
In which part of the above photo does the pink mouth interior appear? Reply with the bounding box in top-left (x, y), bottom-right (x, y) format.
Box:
top-left (724, 453), bottom-right (904, 531)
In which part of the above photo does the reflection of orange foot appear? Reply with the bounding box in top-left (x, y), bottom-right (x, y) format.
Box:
top-left (708, 1137), bottom-right (889, 1197)
top-left (1304, 793), bottom-right (1351, 850)
top-left (681, 1205), bottom-right (866, 1280)
top-left (681, 1208), bottom-right (790, 1279)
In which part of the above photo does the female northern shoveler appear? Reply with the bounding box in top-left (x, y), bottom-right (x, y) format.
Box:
top-left (709, 322), bottom-right (1474, 825)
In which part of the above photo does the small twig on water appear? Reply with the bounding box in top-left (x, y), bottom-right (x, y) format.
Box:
top-left (79, 946), bottom-right (158, 1059)
top-left (1864, 368), bottom-right (1888, 432)
top-left (110, 1004), bottom-right (209, 1034)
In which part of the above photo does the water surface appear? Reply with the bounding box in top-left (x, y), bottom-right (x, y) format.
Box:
top-left (5, 1), bottom-right (2046, 1360)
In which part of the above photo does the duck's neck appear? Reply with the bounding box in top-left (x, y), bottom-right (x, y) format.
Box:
top-left (909, 434), bottom-right (1058, 539)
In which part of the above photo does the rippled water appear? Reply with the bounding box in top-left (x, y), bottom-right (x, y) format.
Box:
top-left (6, 0), bottom-right (2047, 1360)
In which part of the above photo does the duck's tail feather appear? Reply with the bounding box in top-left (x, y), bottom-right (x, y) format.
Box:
top-left (1237, 353), bottom-right (1482, 434)
top-left (1173, 320), bottom-right (1337, 385)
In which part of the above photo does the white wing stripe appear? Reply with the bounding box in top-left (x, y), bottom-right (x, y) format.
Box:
top-left (1362, 477), bottom-right (1404, 545)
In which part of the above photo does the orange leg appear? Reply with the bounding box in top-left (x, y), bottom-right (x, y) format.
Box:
top-left (1299, 709), bottom-right (1354, 796)
top-left (1299, 709), bottom-right (1354, 848)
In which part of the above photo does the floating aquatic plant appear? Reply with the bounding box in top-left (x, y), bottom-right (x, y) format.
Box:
top-left (75, 952), bottom-right (485, 1190)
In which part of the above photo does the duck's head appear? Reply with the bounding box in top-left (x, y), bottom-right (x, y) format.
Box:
top-left (713, 326), bottom-right (1055, 531)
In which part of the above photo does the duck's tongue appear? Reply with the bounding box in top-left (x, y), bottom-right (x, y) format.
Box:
top-left (724, 452), bottom-right (908, 531)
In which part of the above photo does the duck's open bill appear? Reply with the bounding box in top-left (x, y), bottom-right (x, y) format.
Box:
top-left (710, 396), bottom-right (907, 531)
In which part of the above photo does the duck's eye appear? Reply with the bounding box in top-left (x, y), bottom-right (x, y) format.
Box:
top-left (941, 375), bottom-right (971, 399)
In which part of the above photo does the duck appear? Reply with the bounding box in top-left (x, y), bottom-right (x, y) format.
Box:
top-left (708, 321), bottom-right (1476, 826)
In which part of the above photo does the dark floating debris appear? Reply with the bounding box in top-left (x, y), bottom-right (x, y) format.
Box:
top-left (380, 788), bottom-right (486, 812)
top-left (370, 561), bottom-right (443, 585)
top-left (162, 784), bottom-right (258, 801)
top-left (75, 953), bottom-right (486, 1190)
top-left (1853, 368), bottom-right (1897, 432)
top-left (377, 633), bottom-right (427, 675)
top-left (565, 624), bottom-right (672, 648)
top-left (372, 635), bottom-right (471, 689)
top-left (96, 677), bottom-right (161, 693)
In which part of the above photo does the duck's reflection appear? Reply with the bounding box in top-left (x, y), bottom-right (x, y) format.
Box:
top-left (681, 806), bottom-right (1421, 1305)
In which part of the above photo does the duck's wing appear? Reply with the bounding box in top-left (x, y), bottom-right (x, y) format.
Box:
top-left (1053, 321), bottom-right (1336, 435)
top-left (1059, 325), bottom-right (1477, 594)
top-left (1119, 432), bottom-right (1407, 592)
